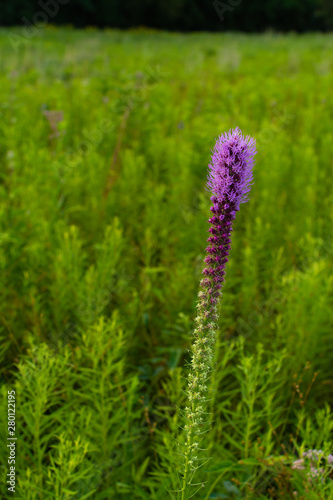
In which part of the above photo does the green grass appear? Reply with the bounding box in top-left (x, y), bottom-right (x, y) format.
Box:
top-left (0, 27), bottom-right (333, 499)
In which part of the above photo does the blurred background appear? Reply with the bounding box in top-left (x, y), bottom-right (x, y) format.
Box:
top-left (0, 1), bottom-right (333, 500)
top-left (1, 0), bottom-right (333, 31)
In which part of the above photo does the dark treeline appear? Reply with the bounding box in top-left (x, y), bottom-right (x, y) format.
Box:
top-left (0, 0), bottom-right (333, 32)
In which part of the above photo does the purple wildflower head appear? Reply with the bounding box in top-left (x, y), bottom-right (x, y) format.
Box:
top-left (201, 128), bottom-right (256, 300)
top-left (207, 127), bottom-right (257, 211)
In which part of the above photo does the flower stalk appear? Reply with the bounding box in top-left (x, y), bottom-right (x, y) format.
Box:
top-left (180, 128), bottom-right (257, 499)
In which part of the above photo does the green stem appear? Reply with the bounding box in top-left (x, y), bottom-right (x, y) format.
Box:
top-left (244, 400), bottom-right (254, 459)
top-left (180, 287), bottom-right (217, 499)
top-left (181, 425), bottom-right (192, 498)
top-left (181, 370), bottom-right (198, 500)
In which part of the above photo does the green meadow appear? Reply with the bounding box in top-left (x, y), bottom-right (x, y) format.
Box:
top-left (0, 28), bottom-right (333, 499)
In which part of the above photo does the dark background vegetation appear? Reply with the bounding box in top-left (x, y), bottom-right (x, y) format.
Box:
top-left (0, 0), bottom-right (333, 32)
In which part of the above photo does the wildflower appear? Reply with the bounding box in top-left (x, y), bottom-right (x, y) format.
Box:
top-left (180, 129), bottom-right (256, 500)
top-left (292, 458), bottom-right (305, 470)
top-left (293, 449), bottom-right (333, 485)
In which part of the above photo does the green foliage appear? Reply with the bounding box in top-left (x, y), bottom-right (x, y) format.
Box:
top-left (0, 29), bottom-right (333, 499)
top-left (0, 316), bottom-right (143, 498)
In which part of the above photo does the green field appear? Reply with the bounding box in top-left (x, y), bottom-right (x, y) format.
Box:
top-left (0, 28), bottom-right (333, 499)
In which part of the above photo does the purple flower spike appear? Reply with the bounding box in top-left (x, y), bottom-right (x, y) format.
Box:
top-left (202, 128), bottom-right (256, 295)
top-left (182, 128), bottom-right (256, 497)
